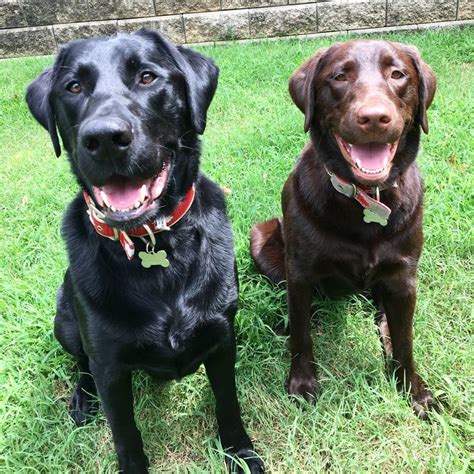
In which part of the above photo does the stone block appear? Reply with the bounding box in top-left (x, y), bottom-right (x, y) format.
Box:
top-left (249, 5), bottom-right (317, 38)
top-left (318, 0), bottom-right (386, 32)
top-left (458, 0), bottom-right (474, 20)
top-left (387, 0), bottom-right (457, 26)
top-left (155, 0), bottom-right (220, 16)
top-left (0, 0), bottom-right (26, 28)
top-left (289, 0), bottom-right (331, 3)
top-left (184, 10), bottom-right (250, 42)
top-left (21, 0), bottom-right (89, 27)
top-left (0, 25), bottom-right (55, 57)
top-left (88, 0), bottom-right (155, 21)
top-left (53, 20), bottom-right (118, 45)
top-left (222, 0), bottom-right (286, 10)
top-left (118, 15), bottom-right (185, 43)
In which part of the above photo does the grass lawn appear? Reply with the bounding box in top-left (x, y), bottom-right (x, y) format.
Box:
top-left (1, 27), bottom-right (473, 472)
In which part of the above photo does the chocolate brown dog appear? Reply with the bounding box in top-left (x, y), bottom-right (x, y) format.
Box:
top-left (250, 40), bottom-right (436, 418)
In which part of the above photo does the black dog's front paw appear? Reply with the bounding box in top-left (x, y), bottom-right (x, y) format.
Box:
top-left (118, 450), bottom-right (149, 474)
top-left (69, 374), bottom-right (98, 426)
top-left (226, 448), bottom-right (264, 474)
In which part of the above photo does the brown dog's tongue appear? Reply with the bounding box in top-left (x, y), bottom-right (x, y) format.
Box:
top-left (102, 177), bottom-right (146, 209)
top-left (351, 143), bottom-right (391, 170)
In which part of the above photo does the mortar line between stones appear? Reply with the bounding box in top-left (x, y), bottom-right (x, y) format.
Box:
top-left (247, 9), bottom-right (251, 39)
top-left (85, 0), bottom-right (91, 22)
top-left (181, 14), bottom-right (187, 43)
top-left (385, 0), bottom-right (388, 27)
top-left (316, 3), bottom-right (319, 33)
top-left (51, 24), bottom-right (58, 51)
top-left (456, 0), bottom-right (459, 20)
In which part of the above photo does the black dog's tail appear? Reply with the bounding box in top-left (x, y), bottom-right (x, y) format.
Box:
top-left (250, 218), bottom-right (286, 284)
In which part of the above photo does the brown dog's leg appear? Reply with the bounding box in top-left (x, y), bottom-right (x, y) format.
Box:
top-left (286, 278), bottom-right (319, 402)
top-left (372, 287), bottom-right (393, 359)
top-left (379, 282), bottom-right (434, 419)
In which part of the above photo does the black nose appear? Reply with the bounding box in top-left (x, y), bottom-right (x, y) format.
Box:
top-left (80, 119), bottom-right (133, 158)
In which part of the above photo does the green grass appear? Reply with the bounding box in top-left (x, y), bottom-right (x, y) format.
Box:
top-left (1, 28), bottom-right (473, 472)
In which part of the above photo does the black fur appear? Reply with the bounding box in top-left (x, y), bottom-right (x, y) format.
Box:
top-left (26, 30), bottom-right (263, 473)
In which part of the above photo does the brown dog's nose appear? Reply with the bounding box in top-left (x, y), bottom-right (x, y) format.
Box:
top-left (357, 105), bottom-right (392, 132)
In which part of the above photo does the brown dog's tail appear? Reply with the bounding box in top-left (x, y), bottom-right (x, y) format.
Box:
top-left (250, 218), bottom-right (286, 284)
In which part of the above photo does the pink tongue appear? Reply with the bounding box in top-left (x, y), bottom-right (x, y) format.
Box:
top-left (102, 178), bottom-right (145, 209)
top-left (351, 143), bottom-right (390, 169)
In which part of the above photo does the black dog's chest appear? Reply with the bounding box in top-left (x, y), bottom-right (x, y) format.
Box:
top-left (123, 339), bottom-right (209, 380)
top-left (113, 309), bottom-right (228, 380)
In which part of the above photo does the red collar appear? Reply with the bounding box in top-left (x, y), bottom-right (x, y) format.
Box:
top-left (327, 172), bottom-right (392, 226)
top-left (83, 185), bottom-right (195, 260)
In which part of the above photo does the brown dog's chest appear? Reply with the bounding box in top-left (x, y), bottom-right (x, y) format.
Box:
top-left (290, 231), bottom-right (411, 297)
top-left (312, 246), bottom-right (392, 296)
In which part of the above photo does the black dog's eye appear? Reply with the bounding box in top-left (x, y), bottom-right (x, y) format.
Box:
top-left (66, 81), bottom-right (82, 94)
top-left (333, 73), bottom-right (347, 82)
top-left (391, 70), bottom-right (406, 80)
top-left (140, 72), bottom-right (157, 85)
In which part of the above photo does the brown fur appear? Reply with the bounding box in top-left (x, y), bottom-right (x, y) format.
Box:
top-left (250, 218), bottom-right (285, 283)
top-left (250, 40), bottom-right (436, 418)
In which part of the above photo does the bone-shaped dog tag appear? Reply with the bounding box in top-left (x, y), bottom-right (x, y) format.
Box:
top-left (363, 207), bottom-right (389, 226)
top-left (138, 249), bottom-right (170, 268)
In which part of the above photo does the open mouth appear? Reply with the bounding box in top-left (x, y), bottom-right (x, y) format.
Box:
top-left (92, 161), bottom-right (170, 222)
top-left (334, 134), bottom-right (399, 183)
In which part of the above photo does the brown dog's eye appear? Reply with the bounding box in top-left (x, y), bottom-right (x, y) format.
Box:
top-left (391, 70), bottom-right (405, 80)
top-left (66, 81), bottom-right (81, 94)
top-left (333, 73), bottom-right (347, 82)
top-left (140, 72), bottom-right (157, 85)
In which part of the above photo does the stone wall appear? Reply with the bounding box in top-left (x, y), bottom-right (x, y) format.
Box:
top-left (0, 0), bottom-right (473, 58)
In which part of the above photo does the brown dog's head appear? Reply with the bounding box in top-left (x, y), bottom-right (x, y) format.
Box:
top-left (289, 40), bottom-right (436, 185)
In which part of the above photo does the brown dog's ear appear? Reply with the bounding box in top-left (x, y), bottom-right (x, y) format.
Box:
top-left (400, 44), bottom-right (436, 134)
top-left (289, 48), bottom-right (328, 133)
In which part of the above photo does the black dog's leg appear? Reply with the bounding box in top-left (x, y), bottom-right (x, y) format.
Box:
top-left (379, 278), bottom-right (434, 419)
top-left (54, 274), bottom-right (98, 425)
top-left (89, 363), bottom-right (149, 473)
top-left (205, 345), bottom-right (264, 473)
top-left (69, 357), bottom-right (98, 426)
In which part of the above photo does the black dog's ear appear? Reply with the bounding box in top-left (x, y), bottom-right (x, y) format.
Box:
top-left (174, 45), bottom-right (219, 134)
top-left (399, 44), bottom-right (436, 134)
top-left (26, 67), bottom-right (61, 157)
top-left (136, 29), bottom-right (219, 134)
top-left (289, 47), bottom-right (328, 133)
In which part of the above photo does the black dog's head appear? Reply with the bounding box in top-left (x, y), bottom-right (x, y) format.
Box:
top-left (289, 40), bottom-right (436, 186)
top-left (26, 29), bottom-right (218, 228)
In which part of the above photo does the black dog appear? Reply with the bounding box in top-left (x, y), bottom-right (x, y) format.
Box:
top-left (26, 30), bottom-right (263, 473)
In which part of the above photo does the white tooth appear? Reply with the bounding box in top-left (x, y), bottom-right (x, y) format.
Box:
top-left (100, 190), bottom-right (111, 208)
top-left (110, 206), bottom-right (117, 212)
top-left (134, 201), bottom-right (141, 209)
top-left (140, 184), bottom-right (147, 201)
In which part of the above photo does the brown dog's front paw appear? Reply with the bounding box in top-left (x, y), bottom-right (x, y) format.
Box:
top-left (412, 386), bottom-right (435, 420)
top-left (287, 373), bottom-right (320, 403)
